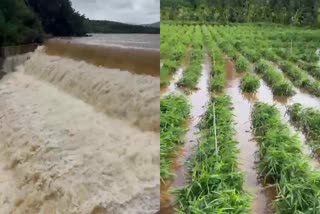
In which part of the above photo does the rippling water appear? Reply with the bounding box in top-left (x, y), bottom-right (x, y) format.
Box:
top-left (69, 34), bottom-right (160, 50)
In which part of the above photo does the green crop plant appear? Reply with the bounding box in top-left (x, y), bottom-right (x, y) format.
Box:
top-left (254, 59), bottom-right (295, 96)
top-left (174, 95), bottom-right (251, 213)
top-left (160, 95), bottom-right (190, 180)
top-left (287, 103), bottom-right (320, 154)
top-left (240, 73), bottom-right (260, 92)
top-left (178, 25), bottom-right (203, 90)
top-left (281, 61), bottom-right (320, 97)
top-left (297, 60), bottom-right (320, 80)
top-left (235, 55), bottom-right (250, 73)
top-left (252, 102), bottom-right (320, 213)
top-left (204, 26), bottom-right (226, 93)
top-left (160, 60), bottom-right (178, 87)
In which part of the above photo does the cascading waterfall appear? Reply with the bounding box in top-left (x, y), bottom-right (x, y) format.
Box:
top-left (0, 41), bottom-right (160, 213)
top-left (24, 47), bottom-right (160, 132)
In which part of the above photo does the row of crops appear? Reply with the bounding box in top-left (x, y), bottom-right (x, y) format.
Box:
top-left (160, 23), bottom-right (320, 213)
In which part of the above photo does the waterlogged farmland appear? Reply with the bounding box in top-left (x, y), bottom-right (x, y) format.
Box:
top-left (160, 23), bottom-right (320, 213)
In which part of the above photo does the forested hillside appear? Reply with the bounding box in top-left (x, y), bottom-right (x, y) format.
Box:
top-left (0, 0), bottom-right (87, 46)
top-left (27, 0), bottom-right (87, 37)
top-left (86, 20), bottom-right (160, 34)
top-left (0, 0), bottom-right (43, 46)
top-left (161, 0), bottom-right (320, 26)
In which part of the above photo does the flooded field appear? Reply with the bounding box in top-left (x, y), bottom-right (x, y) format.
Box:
top-left (0, 33), bottom-right (160, 213)
top-left (160, 23), bottom-right (320, 213)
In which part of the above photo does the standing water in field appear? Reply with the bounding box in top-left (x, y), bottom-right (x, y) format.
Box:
top-left (162, 68), bottom-right (184, 96)
top-left (224, 59), bottom-right (274, 214)
top-left (159, 52), bottom-right (211, 214)
top-left (173, 53), bottom-right (211, 187)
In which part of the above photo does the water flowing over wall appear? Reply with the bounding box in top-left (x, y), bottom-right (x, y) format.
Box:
top-left (0, 71), bottom-right (160, 214)
top-left (2, 53), bottom-right (31, 73)
top-left (24, 47), bottom-right (160, 132)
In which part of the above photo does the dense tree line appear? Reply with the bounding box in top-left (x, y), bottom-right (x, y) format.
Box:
top-left (0, 0), bottom-right (87, 46)
top-left (0, 0), bottom-right (43, 46)
top-left (1, 0), bottom-right (159, 46)
top-left (86, 20), bottom-right (160, 34)
top-left (161, 0), bottom-right (320, 26)
top-left (26, 0), bottom-right (87, 36)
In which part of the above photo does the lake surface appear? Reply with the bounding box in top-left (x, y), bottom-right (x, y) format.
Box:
top-left (70, 34), bottom-right (160, 50)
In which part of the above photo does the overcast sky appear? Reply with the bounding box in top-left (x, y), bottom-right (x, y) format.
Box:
top-left (70, 0), bottom-right (160, 24)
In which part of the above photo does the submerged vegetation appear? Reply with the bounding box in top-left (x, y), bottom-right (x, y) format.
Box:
top-left (287, 103), bottom-right (320, 154)
top-left (161, 6), bottom-right (320, 214)
top-left (160, 95), bottom-right (190, 180)
top-left (255, 59), bottom-right (295, 96)
top-left (252, 102), bottom-right (320, 213)
top-left (174, 96), bottom-right (250, 213)
top-left (240, 73), bottom-right (260, 93)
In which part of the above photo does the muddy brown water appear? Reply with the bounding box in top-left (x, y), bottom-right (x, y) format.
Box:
top-left (173, 53), bottom-right (211, 187)
top-left (70, 34), bottom-right (160, 50)
top-left (160, 53), bottom-right (211, 213)
top-left (225, 59), bottom-right (274, 214)
top-left (44, 39), bottom-right (160, 77)
top-left (227, 57), bottom-right (320, 213)
top-left (226, 58), bottom-right (320, 214)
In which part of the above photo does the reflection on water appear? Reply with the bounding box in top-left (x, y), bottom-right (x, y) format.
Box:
top-left (69, 33), bottom-right (160, 50)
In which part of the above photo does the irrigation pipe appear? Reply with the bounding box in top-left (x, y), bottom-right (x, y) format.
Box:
top-left (212, 99), bottom-right (218, 157)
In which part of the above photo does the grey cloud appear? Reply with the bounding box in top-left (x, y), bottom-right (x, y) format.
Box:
top-left (70, 0), bottom-right (160, 24)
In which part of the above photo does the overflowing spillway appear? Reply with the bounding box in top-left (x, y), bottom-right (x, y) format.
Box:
top-left (24, 47), bottom-right (160, 132)
top-left (0, 45), bottom-right (160, 213)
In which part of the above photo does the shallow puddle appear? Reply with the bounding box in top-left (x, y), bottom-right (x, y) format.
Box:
top-left (162, 68), bottom-right (184, 96)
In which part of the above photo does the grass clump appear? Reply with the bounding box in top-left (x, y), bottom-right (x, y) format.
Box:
top-left (203, 26), bottom-right (226, 93)
top-left (235, 54), bottom-right (250, 73)
top-left (160, 60), bottom-right (177, 87)
top-left (252, 102), bottom-right (320, 213)
top-left (297, 60), bottom-right (320, 81)
top-left (280, 61), bottom-right (320, 97)
top-left (174, 96), bottom-right (251, 213)
top-left (255, 59), bottom-right (295, 96)
top-left (287, 103), bottom-right (320, 154)
top-left (178, 25), bottom-right (203, 90)
top-left (240, 73), bottom-right (260, 92)
top-left (160, 95), bottom-right (190, 180)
